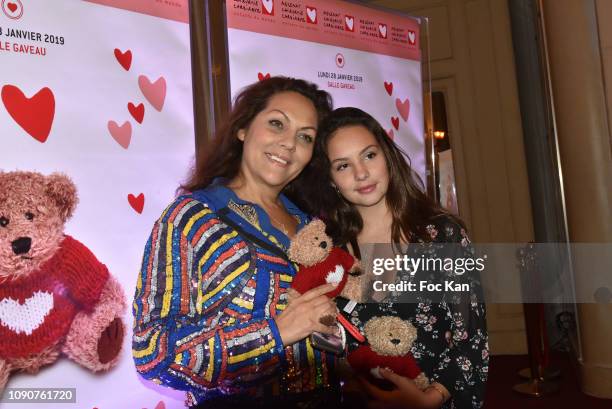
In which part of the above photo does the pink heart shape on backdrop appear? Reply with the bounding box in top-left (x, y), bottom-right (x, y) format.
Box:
top-left (391, 116), bottom-right (399, 130)
top-left (386, 129), bottom-right (394, 140)
top-left (127, 193), bottom-right (145, 214)
top-left (114, 48), bottom-right (132, 71)
top-left (395, 98), bottom-right (410, 122)
top-left (138, 75), bottom-right (166, 112)
top-left (107, 120), bottom-right (132, 149)
top-left (384, 81), bottom-right (393, 96)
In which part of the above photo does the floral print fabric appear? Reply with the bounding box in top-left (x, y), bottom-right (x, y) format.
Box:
top-left (342, 216), bottom-right (489, 409)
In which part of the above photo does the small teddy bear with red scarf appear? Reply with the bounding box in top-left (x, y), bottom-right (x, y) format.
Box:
top-left (287, 219), bottom-right (368, 352)
top-left (288, 219), bottom-right (364, 302)
top-left (0, 171), bottom-right (126, 391)
top-left (347, 316), bottom-right (429, 390)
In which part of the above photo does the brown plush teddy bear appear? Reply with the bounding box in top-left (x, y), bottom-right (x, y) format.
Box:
top-left (347, 316), bottom-right (429, 390)
top-left (288, 219), bottom-right (364, 302)
top-left (0, 171), bottom-right (126, 392)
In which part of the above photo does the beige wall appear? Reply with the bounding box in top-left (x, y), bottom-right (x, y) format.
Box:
top-left (597, 0), bottom-right (612, 155)
top-left (541, 0), bottom-right (612, 398)
top-left (368, 0), bottom-right (533, 354)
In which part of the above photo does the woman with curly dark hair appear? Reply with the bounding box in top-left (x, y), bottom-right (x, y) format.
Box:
top-left (133, 77), bottom-right (343, 408)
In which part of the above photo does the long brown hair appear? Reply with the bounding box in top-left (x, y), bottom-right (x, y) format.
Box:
top-left (182, 77), bottom-right (333, 192)
top-left (292, 107), bottom-right (461, 245)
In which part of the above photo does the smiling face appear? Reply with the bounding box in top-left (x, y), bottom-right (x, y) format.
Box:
top-left (236, 91), bottom-right (318, 192)
top-left (327, 125), bottom-right (390, 210)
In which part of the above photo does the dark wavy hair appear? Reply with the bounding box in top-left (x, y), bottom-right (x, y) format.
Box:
top-left (292, 107), bottom-right (460, 245)
top-left (182, 77), bottom-right (333, 192)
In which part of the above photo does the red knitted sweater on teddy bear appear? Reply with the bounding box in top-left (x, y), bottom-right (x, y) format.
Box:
top-left (291, 247), bottom-right (355, 298)
top-left (0, 235), bottom-right (109, 359)
top-left (347, 344), bottom-right (423, 380)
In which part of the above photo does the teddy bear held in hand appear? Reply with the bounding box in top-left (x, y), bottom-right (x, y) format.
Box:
top-left (347, 316), bottom-right (429, 390)
top-left (0, 171), bottom-right (126, 391)
top-left (288, 219), bottom-right (364, 302)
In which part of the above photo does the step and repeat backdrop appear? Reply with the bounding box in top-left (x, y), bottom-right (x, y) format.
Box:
top-left (0, 0), bottom-right (425, 407)
top-left (0, 0), bottom-right (193, 407)
top-left (226, 0), bottom-right (426, 183)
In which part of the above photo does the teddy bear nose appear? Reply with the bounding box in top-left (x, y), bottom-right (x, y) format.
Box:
top-left (11, 237), bottom-right (32, 255)
top-left (319, 241), bottom-right (327, 249)
top-left (391, 338), bottom-right (401, 345)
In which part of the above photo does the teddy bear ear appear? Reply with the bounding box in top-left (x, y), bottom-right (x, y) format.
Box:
top-left (363, 317), bottom-right (381, 335)
top-left (309, 218), bottom-right (327, 231)
top-left (45, 173), bottom-right (78, 222)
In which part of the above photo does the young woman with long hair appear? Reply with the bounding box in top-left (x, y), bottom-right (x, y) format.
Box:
top-left (293, 107), bottom-right (488, 409)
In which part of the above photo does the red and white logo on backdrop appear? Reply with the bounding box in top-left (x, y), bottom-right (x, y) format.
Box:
top-left (2, 0), bottom-right (23, 19)
top-left (408, 29), bottom-right (417, 45)
top-left (261, 0), bottom-right (274, 16)
top-left (344, 15), bottom-right (354, 32)
top-left (335, 53), bottom-right (345, 68)
top-left (306, 6), bottom-right (317, 24)
top-left (378, 23), bottom-right (387, 39)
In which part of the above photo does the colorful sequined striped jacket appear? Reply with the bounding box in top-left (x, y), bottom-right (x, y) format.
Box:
top-left (132, 184), bottom-right (337, 406)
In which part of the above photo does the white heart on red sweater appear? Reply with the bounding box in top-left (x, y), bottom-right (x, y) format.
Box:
top-left (371, 367), bottom-right (384, 379)
top-left (326, 265), bottom-right (345, 285)
top-left (0, 291), bottom-right (53, 335)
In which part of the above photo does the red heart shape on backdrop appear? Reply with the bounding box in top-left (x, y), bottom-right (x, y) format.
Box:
top-left (396, 97), bottom-right (410, 122)
top-left (1, 85), bottom-right (55, 143)
top-left (258, 72), bottom-right (271, 81)
top-left (128, 102), bottom-right (144, 124)
top-left (384, 81), bottom-right (393, 96)
top-left (114, 48), bottom-right (132, 71)
top-left (7, 2), bottom-right (17, 13)
top-left (386, 129), bottom-right (394, 140)
top-left (391, 116), bottom-right (399, 130)
top-left (128, 193), bottom-right (145, 214)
